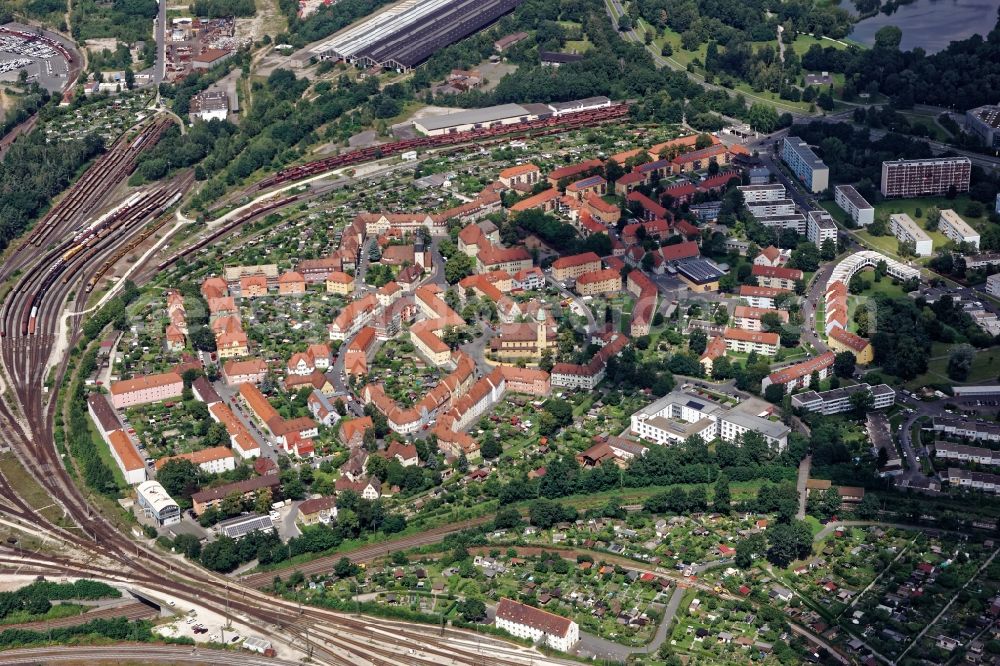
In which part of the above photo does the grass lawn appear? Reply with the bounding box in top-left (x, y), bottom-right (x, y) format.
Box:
top-left (875, 195), bottom-right (989, 232)
top-left (634, 18), bottom-right (813, 113)
top-left (564, 38), bottom-right (593, 53)
top-left (89, 421), bottom-right (127, 490)
top-left (803, 515), bottom-right (823, 537)
top-left (0, 453), bottom-right (73, 528)
top-left (789, 34), bottom-right (852, 57)
top-left (905, 348), bottom-right (1000, 389)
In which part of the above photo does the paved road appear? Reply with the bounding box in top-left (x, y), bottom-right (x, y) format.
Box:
top-left (546, 274), bottom-right (597, 334)
top-left (154, 0), bottom-right (165, 86)
top-left (796, 455), bottom-right (811, 520)
top-left (576, 584), bottom-right (685, 661)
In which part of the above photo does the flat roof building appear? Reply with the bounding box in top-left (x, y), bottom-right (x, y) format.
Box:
top-left (807, 210), bottom-right (837, 248)
top-left (938, 209), bottom-right (980, 250)
top-left (965, 105), bottom-right (1000, 150)
top-left (630, 389), bottom-right (789, 450)
top-left (674, 257), bottom-right (726, 292)
top-left (414, 103), bottom-right (532, 136)
top-left (791, 383), bottom-right (895, 415)
top-left (300, 0), bottom-right (523, 72)
top-left (782, 137), bottom-right (829, 193)
top-left (834, 185), bottom-right (874, 227)
top-left (881, 157), bottom-right (971, 198)
top-left (889, 213), bottom-right (933, 256)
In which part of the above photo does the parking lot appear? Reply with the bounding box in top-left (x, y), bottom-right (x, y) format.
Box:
top-left (0, 23), bottom-right (73, 92)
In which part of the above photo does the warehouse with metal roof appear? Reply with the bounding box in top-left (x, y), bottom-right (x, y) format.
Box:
top-left (300, 0), bottom-right (524, 72)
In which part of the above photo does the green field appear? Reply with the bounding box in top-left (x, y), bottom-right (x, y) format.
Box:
top-left (906, 347), bottom-right (1000, 389)
top-left (633, 18), bottom-right (841, 113)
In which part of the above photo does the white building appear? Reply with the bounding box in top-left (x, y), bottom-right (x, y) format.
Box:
top-left (747, 199), bottom-right (796, 218)
top-left (495, 598), bottom-right (579, 652)
top-left (738, 184), bottom-right (786, 203)
top-left (889, 213), bottom-right (933, 256)
top-left (136, 481), bottom-right (181, 526)
top-left (189, 90), bottom-right (229, 122)
top-left (834, 185), bottom-right (874, 227)
top-left (629, 390), bottom-right (789, 450)
top-left (987, 273), bottom-right (1000, 298)
top-left (934, 442), bottom-right (1000, 466)
top-left (932, 417), bottom-right (1000, 442)
top-left (807, 210), bottom-right (838, 248)
top-left (756, 214), bottom-right (806, 234)
top-left (790, 383), bottom-right (895, 415)
top-left (938, 209), bottom-right (980, 250)
top-left (943, 468), bottom-right (1000, 494)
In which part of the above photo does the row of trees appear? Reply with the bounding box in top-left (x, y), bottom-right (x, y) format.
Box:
top-left (0, 579), bottom-right (119, 620)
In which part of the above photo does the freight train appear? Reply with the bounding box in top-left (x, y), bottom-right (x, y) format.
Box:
top-left (255, 103), bottom-right (631, 191)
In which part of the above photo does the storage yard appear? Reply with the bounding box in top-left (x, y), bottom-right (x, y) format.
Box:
top-left (0, 23), bottom-right (75, 92)
top-left (294, 0), bottom-right (523, 71)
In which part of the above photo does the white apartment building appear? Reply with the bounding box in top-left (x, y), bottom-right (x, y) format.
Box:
top-left (807, 210), bottom-right (838, 248)
top-left (495, 598), bottom-right (579, 652)
top-left (757, 213), bottom-right (807, 233)
top-left (747, 199), bottom-right (796, 218)
top-left (723, 328), bottom-right (779, 356)
top-left (834, 185), bottom-right (874, 226)
top-left (987, 273), bottom-right (1000, 298)
top-left (717, 411), bottom-right (789, 452)
top-left (738, 183), bottom-right (786, 203)
top-left (938, 209), bottom-right (980, 249)
top-left (889, 213), bottom-right (933, 256)
top-left (790, 383), bottom-right (895, 415)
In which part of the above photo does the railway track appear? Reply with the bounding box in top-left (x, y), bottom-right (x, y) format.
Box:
top-left (251, 102), bottom-right (631, 192)
top-left (0, 112), bottom-right (639, 664)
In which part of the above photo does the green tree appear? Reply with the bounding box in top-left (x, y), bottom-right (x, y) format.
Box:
top-left (736, 532), bottom-right (766, 568)
top-left (457, 599), bottom-right (486, 622)
top-left (156, 459), bottom-right (200, 499)
top-left (766, 521), bottom-right (813, 567)
top-left (947, 344), bottom-right (975, 381)
top-left (747, 103), bottom-right (779, 133)
top-left (444, 253), bottom-right (474, 284)
top-left (833, 351), bottom-right (856, 378)
top-left (714, 473), bottom-right (731, 512)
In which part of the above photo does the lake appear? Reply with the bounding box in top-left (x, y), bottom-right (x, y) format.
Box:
top-left (849, 0), bottom-right (1000, 53)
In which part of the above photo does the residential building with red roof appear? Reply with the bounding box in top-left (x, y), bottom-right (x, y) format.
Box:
top-left (109, 372), bottom-right (184, 409)
top-left (828, 327), bottom-right (874, 364)
top-left (575, 269), bottom-right (622, 296)
top-left (723, 327), bottom-right (780, 356)
top-left (762, 352), bottom-right (836, 392)
top-left (495, 598), bottom-right (579, 652)
top-left (752, 264), bottom-right (803, 290)
top-left (551, 252), bottom-right (601, 281)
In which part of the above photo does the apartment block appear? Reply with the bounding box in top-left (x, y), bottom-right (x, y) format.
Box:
top-left (807, 210), bottom-right (838, 248)
top-left (965, 105), bottom-right (1000, 150)
top-left (737, 183), bottom-right (786, 203)
top-left (782, 137), bottom-right (830, 193)
top-left (938, 209), bottom-right (980, 250)
top-left (723, 327), bottom-right (779, 356)
top-left (881, 157), bottom-right (971, 198)
top-left (834, 185), bottom-right (874, 226)
top-left (888, 213), bottom-right (933, 256)
top-left (791, 383), bottom-right (895, 415)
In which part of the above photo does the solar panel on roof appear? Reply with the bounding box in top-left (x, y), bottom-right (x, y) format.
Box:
top-left (220, 514), bottom-right (273, 540)
top-left (686, 400), bottom-right (704, 410)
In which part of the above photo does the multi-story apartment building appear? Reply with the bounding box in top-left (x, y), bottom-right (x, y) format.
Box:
top-left (738, 285), bottom-right (790, 309)
top-left (889, 213), bottom-right (933, 256)
top-left (757, 213), bottom-right (807, 234)
top-left (107, 430), bottom-right (147, 485)
top-left (495, 598), bottom-right (579, 652)
top-left (782, 137), bottom-right (829, 193)
top-left (965, 105), bottom-right (1000, 150)
top-left (575, 269), bottom-right (622, 296)
top-left (791, 383), bottom-right (895, 415)
top-left (737, 183), bottom-right (786, 203)
top-left (723, 327), bottom-right (779, 356)
top-left (761, 352), bottom-right (835, 392)
top-left (752, 265), bottom-right (803, 290)
top-left (881, 157), bottom-right (971, 198)
top-left (732, 305), bottom-right (787, 332)
top-left (938, 209), bottom-right (980, 249)
top-left (328, 293), bottom-right (380, 340)
top-left (942, 468), bottom-right (1000, 494)
top-left (987, 273), bottom-right (1000, 298)
top-left (155, 446), bottom-right (237, 475)
top-left (834, 185), bottom-right (874, 226)
top-left (109, 372), bottom-right (184, 409)
top-left (629, 390), bottom-right (789, 450)
top-left (747, 199), bottom-right (796, 218)
top-left (551, 252), bottom-right (602, 281)
top-left (807, 210), bottom-right (838, 248)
